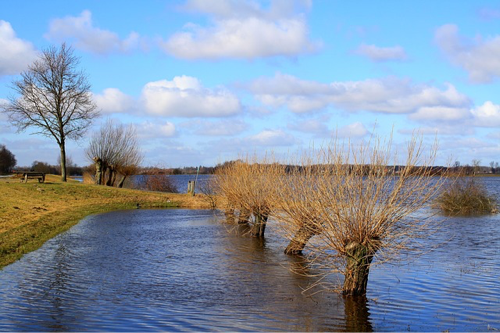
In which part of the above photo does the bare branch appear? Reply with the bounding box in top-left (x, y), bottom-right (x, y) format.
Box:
top-left (0, 43), bottom-right (99, 181)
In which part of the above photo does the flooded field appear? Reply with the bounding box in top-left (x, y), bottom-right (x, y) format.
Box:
top-left (0, 178), bottom-right (499, 331)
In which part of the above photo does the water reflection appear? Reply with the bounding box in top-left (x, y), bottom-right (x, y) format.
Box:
top-left (0, 178), bottom-right (500, 331)
top-left (343, 296), bottom-right (372, 332)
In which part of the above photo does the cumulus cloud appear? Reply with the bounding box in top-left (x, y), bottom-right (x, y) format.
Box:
top-left (435, 24), bottom-right (500, 83)
top-left (409, 106), bottom-right (471, 122)
top-left (247, 129), bottom-right (297, 146)
top-left (441, 137), bottom-right (495, 151)
top-left (0, 20), bottom-right (37, 76)
top-left (288, 118), bottom-right (329, 135)
top-left (93, 88), bottom-right (135, 114)
top-left (399, 101), bottom-right (500, 134)
top-left (141, 76), bottom-right (241, 117)
top-left (45, 10), bottom-right (142, 54)
top-left (193, 119), bottom-right (248, 136)
top-left (0, 99), bottom-right (9, 121)
top-left (471, 101), bottom-right (500, 127)
top-left (160, 0), bottom-right (320, 59)
top-left (248, 73), bottom-right (471, 114)
top-left (399, 125), bottom-right (474, 136)
top-left (137, 121), bottom-right (176, 139)
top-left (354, 44), bottom-right (408, 62)
top-left (336, 122), bottom-right (369, 138)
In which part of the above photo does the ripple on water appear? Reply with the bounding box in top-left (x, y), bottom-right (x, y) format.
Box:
top-left (1, 193), bottom-right (500, 331)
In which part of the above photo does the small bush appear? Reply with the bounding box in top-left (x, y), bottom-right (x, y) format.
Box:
top-left (141, 174), bottom-right (178, 193)
top-left (434, 177), bottom-right (497, 215)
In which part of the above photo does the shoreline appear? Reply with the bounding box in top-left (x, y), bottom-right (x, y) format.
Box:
top-left (0, 174), bottom-right (213, 269)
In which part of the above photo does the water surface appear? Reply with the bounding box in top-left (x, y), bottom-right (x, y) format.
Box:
top-left (1, 178), bottom-right (500, 331)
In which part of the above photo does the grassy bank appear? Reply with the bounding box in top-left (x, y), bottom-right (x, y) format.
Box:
top-left (0, 174), bottom-right (211, 269)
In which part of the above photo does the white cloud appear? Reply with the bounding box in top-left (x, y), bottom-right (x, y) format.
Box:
top-left (93, 88), bottom-right (135, 114)
top-left (336, 122), bottom-right (369, 138)
top-left (288, 118), bottom-right (329, 134)
top-left (400, 101), bottom-right (500, 132)
top-left (193, 119), bottom-right (248, 136)
top-left (203, 128), bottom-right (298, 154)
top-left (247, 129), bottom-right (297, 146)
top-left (0, 98), bottom-right (9, 121)
top-left (160, 0), bottom-right (319, 59)
top-left (137, 121), bottom-right (176, 139)
top-left (248, 73), bottom-right (471, 114)
top-left (182, 0), bottom-right (312, 20)
top-left (471, 101), bottom-right (500, 127)
top-left (0, 20), bottom-right (37, 76)
top-left (410, 106), bottom-right (471, 122)
top-left (435, 24), bottom-right (500, 83)
top-left (45, 10), bottom-right (142, 54)
top-left (399, 126), bottom-right (475, 136)
top-left (354, 44), bottom-right (407, 62)
top-left (141, 76), bottom-right (241, 117)
top-left (441, 137), bottom-right (495, 151)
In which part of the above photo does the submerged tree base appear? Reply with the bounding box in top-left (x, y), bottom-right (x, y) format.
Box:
top-left (343, 242), bottom-right (376, 296)
top-left (284, 224), bottom-right (317, 255)
top-left (251, 213), bottom-right (268, 238)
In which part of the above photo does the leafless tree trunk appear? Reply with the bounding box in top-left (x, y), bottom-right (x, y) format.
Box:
top-left (1, 43), bottom-right (98, 182)
top-left (86, 119), bottom-right (142, 187)
top-left (93, 157), bottom-right (103, 185)
top-left (274, 134), bottom-right (448, 296)
top-left (214, 157), bottom-right (285, 237)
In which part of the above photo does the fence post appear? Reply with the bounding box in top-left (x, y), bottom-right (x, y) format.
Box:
top-left (187, 180), bottom-right (196, 195)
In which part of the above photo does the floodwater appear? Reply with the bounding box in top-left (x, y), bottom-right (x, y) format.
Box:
top-left (0, 178), bottom-right (499, 331)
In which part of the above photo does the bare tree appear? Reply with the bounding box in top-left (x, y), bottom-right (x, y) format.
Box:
top-left (86, 119), bottom-right (142, 187)
top-left (1, 43), bottom-right (98, 181)
top-left (198, 177), bottom-right (219, 209)
top-left (275, 134), bottom-right (447, 296)
top-left (472, 159), bottom-right (481, 175)
top-left (214, 156), bottom-right (285, 237)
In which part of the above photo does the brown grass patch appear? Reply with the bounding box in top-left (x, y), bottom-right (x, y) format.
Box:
top-left (0, 174), bottom-right (211, 268)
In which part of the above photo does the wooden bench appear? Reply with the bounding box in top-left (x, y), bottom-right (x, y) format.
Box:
top-left (21, 172), bottom-right (45, 183)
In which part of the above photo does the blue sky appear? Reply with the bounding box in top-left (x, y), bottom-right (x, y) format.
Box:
top-left (2, 0), bottom-right (500, 168)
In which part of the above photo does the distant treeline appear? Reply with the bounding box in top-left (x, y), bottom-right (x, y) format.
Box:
top-left (11, 160), bottom-right (497, 177)
top-left (139, 162), bottom-right (497, 176)
top-left (14, 160), bottom-right (83, 176)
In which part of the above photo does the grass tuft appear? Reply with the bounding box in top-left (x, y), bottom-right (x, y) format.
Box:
top-left (434, 176), bottom-right (498, 215)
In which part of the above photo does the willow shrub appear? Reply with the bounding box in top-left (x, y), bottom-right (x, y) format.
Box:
top-left (275, 134), bottom-right (448, 296)
top-left (214, 156), bottom-right (285, 237)
top-left (434, 176), bottom-right (497, 215)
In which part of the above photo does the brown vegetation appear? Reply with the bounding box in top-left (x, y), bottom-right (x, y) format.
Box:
top-left (0, 174), bottom-right (211, 268)
top-left (214, 157), bottom-right (286, 237)
top-left (215, 135), bottom-right (448, 296)
top-left (86, 119), bottom-right (142, 187)
top-left (434, 175), bottom-right (497, 215)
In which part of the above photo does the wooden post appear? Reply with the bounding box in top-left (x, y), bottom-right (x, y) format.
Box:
top-left (187, 180), bottom-right (196, 195)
